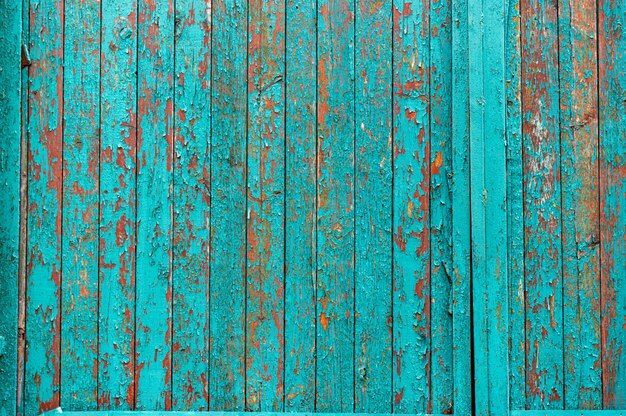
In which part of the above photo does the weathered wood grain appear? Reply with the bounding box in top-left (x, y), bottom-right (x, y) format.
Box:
top-left (98, 0), bottom-right (138, 409)
top-left (392, 0), bottom-right (431, 412)
top-left (284, 0), bottom-right (317, 411)
top-left (61, 0), bottom-right (101, 409)
top-left (316, 0), bottom-right (356, 411)
top-left (135, 0), bottom-right (175, 409)
top-left (0, 0), bottom-right (22, 414)
top-left (354, 0), bottom-right (393, 412)
top-left (24, 0), bottom-right (64, 412)
top-left (172, 0), bottom-right (212, 410)
top-left (557, 0), bottom-right (602, 409)
top-left (428, 0), bottom-right (453, 412)
top-left (521, 0), bottom-right (564, 408)
top-left (209, 0), bottom-right (248, 410)
top-left (599, 0), bottom-right (626, 408)
top-left (506, 0), bottom-right (525, 409)
top-left (245, 0), bottom-right (286, 411)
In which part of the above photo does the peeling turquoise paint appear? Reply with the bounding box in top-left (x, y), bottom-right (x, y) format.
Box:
top-left (0, 0), bottom-right (624, 415)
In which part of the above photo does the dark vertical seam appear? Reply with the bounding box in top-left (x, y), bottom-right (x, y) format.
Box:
top-left (208, 0), bottom-right (214, 410)
top-left (519, 0), bottom-right (528, 408)
top-left (313, 0), bottom-right (319, 410)
top-left (282, 0), bottom-right (288, 410)
top-left (389, 0), bottom-right (395, 412)
top-left (133, 0), bottom-right (139, 409)
top-left (595, 0), bottom-right (604, 407)
top-left (59, 0), bottom-right (65, 406)
top-left (555, 0), bottom-right (566, 407)
top-left (96, 0), bottom-right (103, 407)
top-left (18, 0), bottom-right (31, 412)
top-left (352, 0), bottom-right (357, 411)
top-left (464, 0), bottom-right (476, 411)
top-left (244, 0), bottom-right (250, 409)
top-left (479, 0), bottom-right (487, 408)
top-left (427, 0), bottom-right (434, 410)
top-left (170, 0), bottom-right (176, 409)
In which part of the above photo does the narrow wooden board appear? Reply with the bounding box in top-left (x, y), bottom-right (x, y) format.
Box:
top-left (450, 0), bottom-right (472, 412)
top-left (468, 0), bottom-right (510, 414)
top-left (172, 0), bottom-right (212, 410)
top-left (506, 0), bottom-right (526, 409)
top-left (284, 0), bottom-right (317, 411)
top-left (98, 0), bottom-right (138, 409)
top-left (135, 0), bottom-right (175, 409)
top-left (24, 0), bottom-right (64, 413)
top-left (392, 0), bottom-right (431, 412)
top-left (245, 0), bottom-right (286, 411)
top-left (428, 0), bottom-right (453, 411)
top-left (315, 0), bottom-right (356, 411)
top-left (60, 0), bottom-right (101, 409)
top-left (209, 0), bottom-right (248, 410)
top-left (598, 0), bottom-right (626, 408)
top-left (557, 0), bottom-right (602, 408)
top-left (354, 0), bottom-right (393, 412)
top-left (521, 0), bottom-right (564, 409)
top-left (0, 0), bottom-right (22, 414)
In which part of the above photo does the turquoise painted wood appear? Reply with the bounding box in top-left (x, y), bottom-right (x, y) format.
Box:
top-left (0, 0), bottom-right (21, 415)
top-left (98, 0), bottom-right (138, 409)
top-left (61, 0), bottom-right (101, 409)
top-left (1, 0), bottom-right (626, 415)
top-left (354, 0), bottom-right (392, 413)
top-left (172, 0), bottom-right (212, 410)
top-left (284, 0), bottom-right (317, 411)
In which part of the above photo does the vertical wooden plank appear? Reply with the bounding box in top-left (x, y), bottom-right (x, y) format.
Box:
top-left (61, 0), bottom-right (100, 409)
top-left (24, 0), bottom-right (64, 412)
top-left (172, 0), bottom-right (211, 411)
top-left (450, 0), bottom-right (472, 413)
top-left (209, 0), bottom-right (247, 410)
top-left (429, 0), bottom-right (453, 411)
top-left (245, 0), bottom-right (286, 411)
top-left (469, 0), bottom-right (510, 413)
top-left (598, 0), bottom-right (626, 408)
top-left (135, 0), bottom-right (175, 409)
top-left (506, 0), bottom-right (526, 409)
top-left (98, 0), bottom-right (137, 409)
top-left (451, 0), bottom-right (472, 412)
top-left (557, 0), bottom-right (602, 409)
top-left (0, 0), bottom-right (21, 413)
top-left (391, 0), bottom-right (431, 412)
top-left (284, 0), bottom-right (317, 411)
top-left (354, 0), bottom-right (392, 412)
top-left (521, 0), bottom-right (564, 408)
top-left (316, 0), bottom-right (355, 411)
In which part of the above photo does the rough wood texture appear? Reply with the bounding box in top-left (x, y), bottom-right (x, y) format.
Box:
top-left (392, 0), bottom-right (432, 412)
top-left (354, 0), bottom-right (393, 413)
top-left (521, 0), bottom-right (564, 408)
top-left (315, 0), bottom-right (355, 411)
top-left (172, 0), bottom-right (212, 411)
top-left (5, 0), bottom-right (626, 413)
top-left (61, 0), bottom-right (101, 409)
top-left (0, 0), bottom-right (21, 414)
top-left (24, 0), bottom-right (64, 413)
top-left (98, 0), bottom-right (138, 409)
top-left (599, 0), bottom-right (626, 408)
top-left (209, 0), bottom-right (248, 410)
top-left (245, 0), bottom-right (286, 410)
top-left (284, 0), bottom-right (317, 411)
top-left (135, 0), bottom-right (175, 409)
top-left (558, 0), bottom-right (602, 409)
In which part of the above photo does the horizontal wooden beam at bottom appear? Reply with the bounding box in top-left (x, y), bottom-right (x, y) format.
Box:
top-left (41, 410), bottom-right (452, 416)
top-left (512, 411), bottom-right (625, 416)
